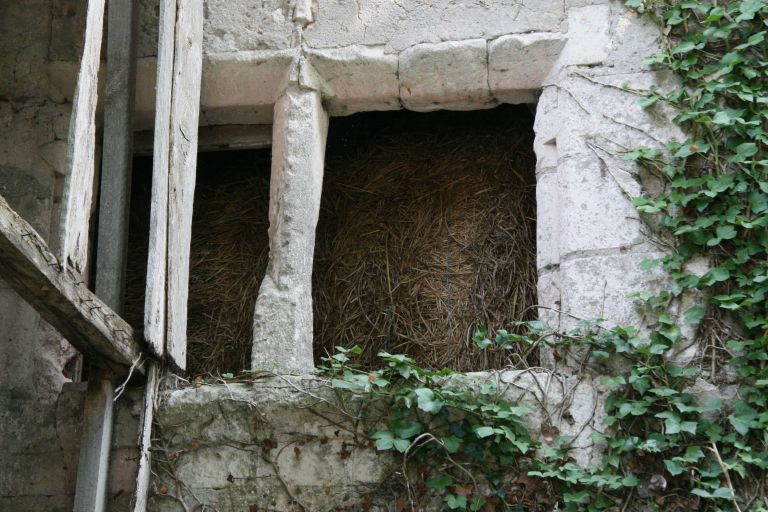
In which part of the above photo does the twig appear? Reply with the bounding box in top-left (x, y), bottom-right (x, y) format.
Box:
top-left (707, 442), bottom-right (743, 512)
top-left (114, 353), bottom-right (145, 402)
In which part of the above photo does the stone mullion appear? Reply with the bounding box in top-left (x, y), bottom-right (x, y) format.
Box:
top-left (252, 86), bottom-right (329, 374)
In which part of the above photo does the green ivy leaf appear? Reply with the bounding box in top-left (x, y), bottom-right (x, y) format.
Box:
top-left (728, 401), bottom-right (759, 435)
top-left (414, 387), bottom-right (444, 414)
top-left (390, 419), bottom-right (423, 439)
top-left (372, 430), bottom-right (395, 450)
top-left (474, 426), bottom-right (495, 439)
top-left (665, 458), bottom-right (687, 476)
top-left (445, 494), bottom-right (467, 509)
top-left (427, 474), bottom-right (453, 490)
top-left (393, 438), bottom-right (411, 453)
top-left (692, 487), bottom-right (736, 499)
top-left (469, 496), bottom-right (487, 511)
top-left (442, 436), bottom-right (462, 454)
top-left (682, 445), bottom-right (705, 462)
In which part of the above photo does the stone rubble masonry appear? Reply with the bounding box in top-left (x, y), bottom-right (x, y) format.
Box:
top-left (147, 374), bottom-right (602, 511)
top-left (0, 383), bottom-right (141, 511)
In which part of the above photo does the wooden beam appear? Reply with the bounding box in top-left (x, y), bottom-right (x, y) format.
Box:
top-left (0, 193), bottom-right (142, 370)
top-left (58, 0), bottom-right (106, 275)
top-left (143, 0), bottom-right (177, 357)
top-left (166, 0), bottom-right (205, 371)
top-left (130, 362), bottom-right (160, 512)
top-left (73, 372), bottom-right (115, 512)
top-left (95, 0), bottom-right (139, 313)
top-left (133, 124), bottom-right (273, 156)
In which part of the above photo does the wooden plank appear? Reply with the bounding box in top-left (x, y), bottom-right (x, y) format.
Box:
top-left (74, 371), bottom-right (115, 512)
top-left (58, 0), bottom-right (106, 275)
top-left (95, 0), bottom-right (139, 313)
top-left (131, 362), bottom-right (159, 512)
top-left (143, 0), bottom-right (177, 357)
top-left (133, 124), bottom-right (273, 156)
top-left (166, 0), bottom-right (205, 370)
top-left (0, 193), bottom-right (142, 371)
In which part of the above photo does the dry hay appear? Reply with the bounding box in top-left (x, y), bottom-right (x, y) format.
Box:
top-left (313, 106), bottom-right (538, 371)
top-left (123, 150), bottom-right (271, 375)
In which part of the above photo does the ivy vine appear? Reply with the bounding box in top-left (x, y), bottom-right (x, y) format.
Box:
top-left (321, 1), bottom-right (768, 510)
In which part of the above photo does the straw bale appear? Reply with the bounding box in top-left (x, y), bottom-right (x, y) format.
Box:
top-left (313, 106), bottom-right (537, 371)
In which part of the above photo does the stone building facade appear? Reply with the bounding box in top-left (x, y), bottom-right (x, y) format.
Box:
top-left (0, 0), bottom-right (701, 510)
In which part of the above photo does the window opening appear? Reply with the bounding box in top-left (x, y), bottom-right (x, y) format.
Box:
top-left (313, 105), bottom-right (538, 371)
top-left (124, 149), bottom-right (271, 375)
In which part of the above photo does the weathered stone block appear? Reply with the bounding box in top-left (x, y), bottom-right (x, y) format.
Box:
top-left (132, 52), bottom-right (296, 129)
top-left (49, 0), bottom-right (86, 62)
top-left (252, 88), bottom-right (328, 373)
top-left (537, 270), bottom-right (562, 327)
top-left (536, 169), bottom-right (561, 270)
top-left (0, 495), bottom-right (74, 512)
top-left (201, 51), bottom-right (295, 125)
top-left (559, 5), bottom-right (611, 66)
top-left (557, 154), bottom-right (644, 256)
top-left (605, 6), bottom-right (663, 73)
top-left (399, 39), bottom-right (492, 112)
top-left (306, 46), bottom-right (400, 116)
top-left (559, 250), bottom-right (667, 328)
top-left (489, 33), bottom-right (566, 103)
top-left (303, 0), bottom-right (563, 52)
top-left (0, 392), bottom-right (57, 454)
top-left (0, 451), bottom-right (79, 496)
top-left (149, 374), bottom-right (604, 510)
top-left (202, 0), bottom-right (295, 53)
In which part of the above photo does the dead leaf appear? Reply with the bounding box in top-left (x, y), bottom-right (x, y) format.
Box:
top-left (540, 423), bottom-right (560, 443)
top-left (453, 484), bottom-right (472, 497)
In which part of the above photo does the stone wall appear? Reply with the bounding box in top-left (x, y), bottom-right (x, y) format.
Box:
top-left (0, 0), bottom-right (704, 510)
top-left (148, 372), bottom-right (602, 512)
top-left (0, 2), bottom-right (81, 507)
top-left (0, 2), bottom-right (138, 510)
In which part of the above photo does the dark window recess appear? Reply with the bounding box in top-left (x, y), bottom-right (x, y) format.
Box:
top-left (313, 105), bottom-right (538, 371)
top-left (124, 150), bottom-right (271, 376)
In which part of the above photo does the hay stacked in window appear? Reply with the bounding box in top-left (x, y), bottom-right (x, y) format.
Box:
top-left (184, 152), bottom-right (271, 375)
top-left (123, 151), bottom-right (271, 376)
top-left (123, 107), bottom-right (536, 375)
top-left (314, 107), bottom-right (538, 371)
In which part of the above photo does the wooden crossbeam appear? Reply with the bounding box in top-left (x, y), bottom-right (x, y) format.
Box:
top-left (0, 193), bottom-right (142, 371)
